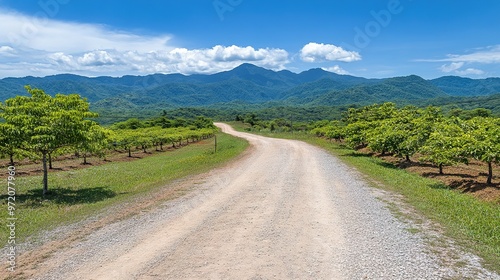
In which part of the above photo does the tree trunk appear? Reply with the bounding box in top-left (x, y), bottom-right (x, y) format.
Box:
top-left (9, 153), bottom-right (14, 166)
top-left (487, 161), bottom-right (493, 184)
top-left (160, 143), bottom-right (163, 150)
top-left (42, 152), bottom-right (49, 196)
top-left (48, 153), bottom-right (53, 169)
top-left (405, 154), bottom-right (410, 162)
top-left (83, 154), bottom-right (87, 165)
top-left (143, 146), bottom-right (147, 153)
top-left (439, 163), bottom-right (443, 175)
top-left (128, 147), bottom-right (132, 157)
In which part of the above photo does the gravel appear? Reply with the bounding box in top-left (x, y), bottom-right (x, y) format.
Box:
top-left (9, 123), bottom-right (498, 280)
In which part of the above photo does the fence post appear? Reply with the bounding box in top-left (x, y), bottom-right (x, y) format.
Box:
top-left (214, 134), bottom-right (217, 153)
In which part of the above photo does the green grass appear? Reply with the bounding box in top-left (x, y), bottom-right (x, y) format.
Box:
top-left (230, 122), bottom-right (500, 273)
top-left (0, 132), bottom-right (248, 245)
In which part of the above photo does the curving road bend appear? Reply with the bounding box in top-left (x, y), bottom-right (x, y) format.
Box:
top-left (27, 123), bottom-right (497, 280)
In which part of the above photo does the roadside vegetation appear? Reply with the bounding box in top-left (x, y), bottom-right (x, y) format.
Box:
top-left (0, 87), bottom-right (248, 246)
top-left (235, 103), bottom-right (499, 188)
top-left (0, 130), bottom-right (248, 246)
top-left (0, 87), bottom-right (219, 194)
top-left (1, 86), bottom-right (499, 271)
top-left (230, 103), bottom-right (500, 272)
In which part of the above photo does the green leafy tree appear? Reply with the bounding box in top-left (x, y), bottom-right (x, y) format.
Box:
top-left (324, 121), bottom-right (346, 142)
top-left (111, 118), bottom-right (145, 129)
top-left (2, 86), bottom-right (98, 195)
top-left (75, 125), bottom-right (112, 164)
top-left (367, 119), bottom-right (405, 156)
top-left (112, 129), bottom-right (138, 157)
top-left (244, 113), bottom-right (259, 126)
top-left (368, 106), bottom-right (441, 161)
top-left (463, 117), bottom-right (500, 184)
top-left (343, 103), bottom-right (399, 149)
top-left (193, 116), bottom-right (216, 129)
top-left (0, 122), bottom-right (27, 165)
top-left (419, 118), bottom-right (468, 174)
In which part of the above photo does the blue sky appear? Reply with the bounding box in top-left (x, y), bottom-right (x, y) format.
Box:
top-left (0, 0), bottom-right (499, 79)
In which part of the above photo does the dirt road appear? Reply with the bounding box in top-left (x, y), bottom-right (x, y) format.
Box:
top-left (22, 123), bottom-right (497, 279)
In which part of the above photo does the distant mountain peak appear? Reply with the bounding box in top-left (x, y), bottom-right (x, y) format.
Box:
top-left (234, 63), bottom-right (263, 70)
top-left (230, 63), bottom-right (277, 75)
top-left (1, 63), bottom-right (499, 109)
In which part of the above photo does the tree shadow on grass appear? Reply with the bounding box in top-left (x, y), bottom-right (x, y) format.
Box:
top-left (0, 187), bottom-right (117, 208)
top-left (375, 161), bottom-right (399, 170)
top-left (428, 182), bottom-right (451, 190)
top-left (425, 177), bottom-right (499, 194)
top-left (341, 152), bottom-right (373, 158)
top-left (449, 180), bottom-right (499, 193)
top-left (422, 172), bottom-right (476, 179)
top-left (395, 161), bottom-right (435, 169)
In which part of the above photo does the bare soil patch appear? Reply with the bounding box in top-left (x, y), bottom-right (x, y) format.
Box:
top-left (376, 153), bottom-right (500, 204)
top-left (0, 143), bottom-right (199, 179)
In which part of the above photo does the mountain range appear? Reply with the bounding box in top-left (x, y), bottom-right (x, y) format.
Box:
top-left (1, 63), bottom-right (500, 116)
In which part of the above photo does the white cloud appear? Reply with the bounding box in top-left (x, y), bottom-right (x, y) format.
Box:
top-left (321, 65), bottom-right (350, 75)
top-left (0, 45), bottom-right (16, 56)
top-left (419, 45), bottom-right (500, 64)
top-left (77, 50), bottom-right (121, 66)
top-left (0, 9), bottom-right (290, 77)
top-left (146, 45), bottom-right (289, 74)
top-left (439, 62), bottom-right (464, 73)
top-left (300, 42), bottom-right (361, 63)
top-left (456, 68), bottom-right (484, 76)
top-left (442, 46), bottom-right (500, 64)
top-left (437, 62), bottom-right (484, 76)
top-left (0, 9), bottom-right (172, 53)
top-left (420, 46), bottom-right (500, 77)
top-left (48, 52), bottom-right (75, 67)
top-left (438, 61), bottom-right (484, 76)
top-left (42, 45), bottom-right (289, 76)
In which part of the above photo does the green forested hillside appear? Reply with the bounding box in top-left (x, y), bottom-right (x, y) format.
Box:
top-left (431, 76), bottom-right (500, 96)
top-left (1, 64), bottom-right (499, 124)
top-left (306, 75), bottom-right (448, 106)
top-left (412, 93), bottom-right (500, 115)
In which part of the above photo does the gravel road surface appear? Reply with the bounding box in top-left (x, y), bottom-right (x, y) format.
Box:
top-left (13, 123), bottom-right (498, 279)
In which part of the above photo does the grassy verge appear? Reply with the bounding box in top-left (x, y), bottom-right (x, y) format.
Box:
top-left (230, 122), bottom-right (500, 273)
top-left (0, 132), bottom-right (248, 245)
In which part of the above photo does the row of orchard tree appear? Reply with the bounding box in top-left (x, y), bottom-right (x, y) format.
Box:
top-left (311, 103), bottom-right (500, 184)
top-left (0, 87), bottom-right (217, 195)
top-left (111, 126), bottom-right (216, 158)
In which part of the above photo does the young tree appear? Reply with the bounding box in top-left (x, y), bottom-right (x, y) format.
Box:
top-left (343, 103), bottom-right (399, 149)
top-left (0, 122), bottom-right (26, 165)
top-left (419, 118), bottom-right (468, 174)
top-left (2, 86), bottom-right (98, 195)
top-left (74, 125), bottom-right (112, 164)
top-left (368, 106), bottom-right (440, 161)
top-left (367, 119), bottom-right (404, 156)
top-left (136, 131), bottom-right (153, 153)
top-left (113, 129), bottom-right (138, 157)
top-left (464, 117), bottom-right (500, 184)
